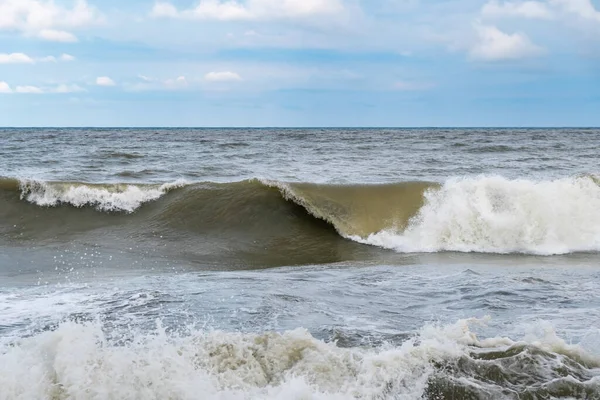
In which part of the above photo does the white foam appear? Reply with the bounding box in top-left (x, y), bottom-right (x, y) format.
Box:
top-left (2, 317), bottom-right (598, 399)
top-left (18, 179), bottom-right (188, 213)
top-left (0, 318), bottom-right (487, 400)
top-left (517, 320), bottom-right (600, 368)
top-left (356, 175), bottom-right (600, 255)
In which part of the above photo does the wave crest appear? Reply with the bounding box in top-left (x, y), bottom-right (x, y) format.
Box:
top-left (18, 179), bottom-right (189, 212)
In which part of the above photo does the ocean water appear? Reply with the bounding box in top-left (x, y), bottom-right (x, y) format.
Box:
top-left (1, 128), bottom-right (600, 399)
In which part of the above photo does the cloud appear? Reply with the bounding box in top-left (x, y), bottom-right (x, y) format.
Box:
top-left (15, 85), bottom-right (44, 94)
top-left (0, 0), bottom-right (101, 41)
top-left (138, 74), bottom-right (153, 82)
top-left (470, 24), bottom-right (544, 61)
top-left (151, 2), bottom-right (179, 18)
top-left (38, 29), bottom-right (78, 42)
top-left (164, 76), bottom-right (188, 88)
top-left (0, 82), bottom-right (87, 94)
top-left (482, 0), bottom-right (600, 21)
top-left (39, 56), bottom-right (58, 62)
top-left (0, 52), bottom-right (77, 64)
top-left (205, 71), bottom-right (243, 82)
top-left (125, 75), bottom-right (190, 91)
top-left (96, 76), bottom-right (116, 86)
top-left (0, 53), bottom-right (35, 64)
top-left (127, 73), bottom-right (245, 91)
top-left (482, 1), bottom-right (554, 19)
top-left (552, 0), bottom-right (600, 21)
top-left (151, 0), bottom-right (344, 21)
top-left (53, 84), bottom-right (86, 93)
top-left (0, 81), bottom-right (12, 93)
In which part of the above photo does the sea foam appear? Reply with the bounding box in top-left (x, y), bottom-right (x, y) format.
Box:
top-left (18, 179), bottom-right (188, 213)
top-left (1, 317), bottom-right (597, 400)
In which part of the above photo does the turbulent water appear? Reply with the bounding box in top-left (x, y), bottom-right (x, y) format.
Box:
top-left (1, 128), bottom-right (600, 399)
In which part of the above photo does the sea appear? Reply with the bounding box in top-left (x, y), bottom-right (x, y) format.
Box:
top-left (1, 128), bottom-right (599, 399)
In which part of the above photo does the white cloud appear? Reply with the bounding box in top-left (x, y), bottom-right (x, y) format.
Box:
top-left (164, 76), bottom-right (188, 88)
top-left (552, 0), bottom-right (600, 21)
top-left (96, 76), bottom-right (116, 86)
top-left (0, 81), bottom-right (87, 94)
top-left (0, 53), bottom-right (35, 64)
top-left (205, 71), bottom-right (243, 82)
top-left (482, 0), bottom-right (600, 21)
top-left (0, 52), bottom-right (77, 64)
top-left (0, 0), bottom-right (101, 41)
top-left (127, 72), bottom-right (245, 91)
top-left (126, 75), bottom-right (190, 91)
top-left (151, 0), bottom-right (344, 21)
top-left (60, 53), bottom-right (76, 62)
top-left (0, 81), bottom-right (12, 93)
top-left (40, 55), bottom-right (58, 62)
top-left (53, 84), bottom-right (86, 93)
top-left (15, 85), bottom-right (44, 94)
top-left (470, 24), bottom-right (544, 61)
top-left (38, 29), bottom-right (78, 42)
top-left (482, 1), bottom-right (553, 19)
top-left (151, 2), bottom-right (180, 18)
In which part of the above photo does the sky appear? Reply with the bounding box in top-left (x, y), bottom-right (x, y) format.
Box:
top-left (0, 0), bottom-right (599, 127)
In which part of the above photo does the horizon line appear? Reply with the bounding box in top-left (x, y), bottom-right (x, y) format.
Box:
top-left (1, 126), bottom-right (599, 129)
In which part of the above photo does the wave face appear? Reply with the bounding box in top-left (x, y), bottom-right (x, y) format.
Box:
top-left (2, 175), bottom-right (600, 257)
top-left (266, 179), bottom-right (432, 237)
top-left (1, 318), bottom-right (598, 400)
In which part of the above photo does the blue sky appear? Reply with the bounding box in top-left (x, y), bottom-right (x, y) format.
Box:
top-left (0, 0), bottom-right (599, 126)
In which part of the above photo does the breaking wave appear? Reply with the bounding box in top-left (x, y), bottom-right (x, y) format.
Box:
top-left (356, 175), bottom-right (600, 255)
top-left (1, 318), bottom-right (598, 399)
top-left (1, 175), bottom-right (600, 256)
top-left (17, 178), bottom-right (188, 213)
